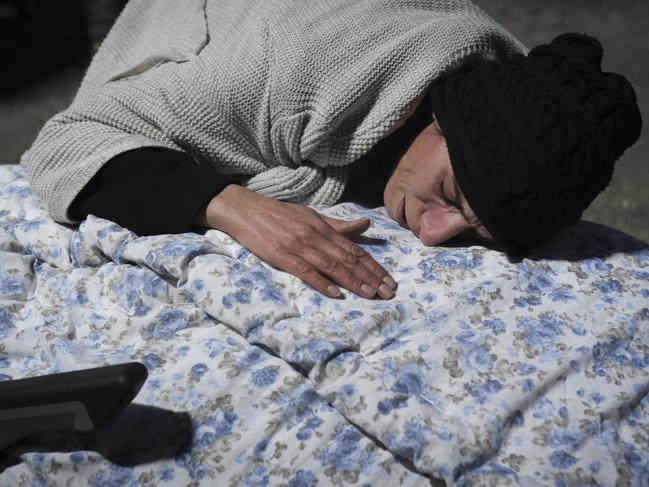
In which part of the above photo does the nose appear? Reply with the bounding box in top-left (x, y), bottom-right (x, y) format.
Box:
top-left (417, 208), bottom-right (468, 246)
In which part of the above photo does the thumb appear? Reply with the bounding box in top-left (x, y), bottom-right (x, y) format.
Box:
top-left (323, 216), bottom-right (371, 237)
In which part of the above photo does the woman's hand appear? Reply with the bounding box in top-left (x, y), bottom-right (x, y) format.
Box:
top-left (198, 184), bottom-right (397, 299)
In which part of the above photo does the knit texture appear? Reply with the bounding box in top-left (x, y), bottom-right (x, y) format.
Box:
top-left (21, 0), bottom-right (525, 224)
top-left (430, 33), bottom-right (642, 254)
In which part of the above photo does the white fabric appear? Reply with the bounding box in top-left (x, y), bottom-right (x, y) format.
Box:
top-left (2, 164), bottom-right (648, 485)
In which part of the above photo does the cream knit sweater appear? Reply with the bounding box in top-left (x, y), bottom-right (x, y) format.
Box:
top-left (21, 0), bottom-right (526, 224)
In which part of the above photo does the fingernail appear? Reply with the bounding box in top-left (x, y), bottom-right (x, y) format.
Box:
top-left (361, 283), bottom-right (375, 297)
top-left (383, 275), bottom-right (397, 289)
top-left (378, 283), bottom-right (394, 299)
top-left (328, 285), bottom-right (341, 297)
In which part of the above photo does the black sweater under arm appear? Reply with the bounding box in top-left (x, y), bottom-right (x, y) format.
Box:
top-left (69, 148), bottom-right (242, 236)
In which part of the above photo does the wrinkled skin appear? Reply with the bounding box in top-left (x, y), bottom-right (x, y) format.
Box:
top-left (383, 116), bottom-right (493, 247)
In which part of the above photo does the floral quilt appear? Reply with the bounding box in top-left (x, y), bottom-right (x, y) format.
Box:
top-left (0, 164), bottom-right (648, 487)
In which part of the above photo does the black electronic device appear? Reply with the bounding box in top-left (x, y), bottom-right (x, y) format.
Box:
top-left (0, 362), bottom-right (148, 452)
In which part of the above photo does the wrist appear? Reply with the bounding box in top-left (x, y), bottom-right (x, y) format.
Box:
top-left (200, 184), bottom-right (244, 231)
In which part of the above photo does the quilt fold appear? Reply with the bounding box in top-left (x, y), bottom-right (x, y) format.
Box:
top-left (1, 165), bottom-right (647, 486)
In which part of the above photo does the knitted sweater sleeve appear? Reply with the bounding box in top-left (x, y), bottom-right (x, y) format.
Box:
top-left (69, 148), bottom-right (241, 236)
top-left (21, 101), bottom-right (179, 225)
top-left (19, 0), bottom-right (210, 225)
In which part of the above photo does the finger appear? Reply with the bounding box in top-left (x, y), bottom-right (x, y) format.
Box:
top-left (322, 224), bottom-right (398, 292)
top-left (300, 246), bottom-right (394, 300)
top-left (299, 246), bottom-right (376, 299)
top-left (316, 218), bottom-right (398, 296)
top-left (317, 218), bottom-right (367, 257)
top-left (358, 252), bottom-right (398, 292)
top-left (322, 216), bottom-right (370, 237)
top-left (343, 221), bottom-right (371, 239)
top-left (302, 234), bottom-right (392, 298)
top-left (279, 253), bottom-right (344, 299)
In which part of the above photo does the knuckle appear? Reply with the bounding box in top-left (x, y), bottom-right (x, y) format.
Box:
top-left (350, 242), bottom-right (365, 255)
top-left (320, 225), bottom-right (335, 239)
top-left (269, 242), bottom-right (286, 259)
top-left (365, 273), bottom-right (383, 288)
top-left (362, 261), bottom-right (378, 276)
top-left (342, 253), bottom-right (359, 265)
top-left (330, 231), bottom-right (346, 244)
top-left (360, 264), bottom-right (381, 283)
top-left (347, 242), bottom-right (366, 258)
top-left (283, 234), bottom-right (300, 248)
top-left (355, 266), bottom-right (375, 283)
top-left (369, 268), bottom-right (387, 285)
top-left (373, 263), bottom-right (388, 278)
top-left (296, 260), bottom-right (314, 274)
top-left (349, 278), bottom-right (364, 290)
top-left (312, 276), bottom-right (327, 290)
top-left (300, 230), bottom-right (318, 246)
top-left (320, 255), bottom-right (339, 272)
top-left (362, 257), bottom-right (380, 273)
top-left (295, 226), bottom-right (313, 241)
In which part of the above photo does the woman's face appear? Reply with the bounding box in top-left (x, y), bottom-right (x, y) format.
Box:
top-left (383, 116), bottom-right (494, 246)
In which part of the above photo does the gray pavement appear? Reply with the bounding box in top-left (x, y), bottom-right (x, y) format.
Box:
top-left (1, 0), bottom-right (647, 242)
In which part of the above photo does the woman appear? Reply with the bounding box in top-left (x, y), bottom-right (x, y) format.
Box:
top-left (21, 0), bottom-right (641, 301)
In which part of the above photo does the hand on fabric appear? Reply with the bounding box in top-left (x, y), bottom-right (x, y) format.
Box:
top-left (198, 184), bottom-right (397, 300)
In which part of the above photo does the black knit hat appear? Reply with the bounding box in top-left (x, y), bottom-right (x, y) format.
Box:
top-left (429, 33), bottom-right (642, 255)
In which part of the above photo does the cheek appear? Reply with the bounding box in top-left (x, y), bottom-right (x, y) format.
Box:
top-left (418, 207), bottom-right (467, 246)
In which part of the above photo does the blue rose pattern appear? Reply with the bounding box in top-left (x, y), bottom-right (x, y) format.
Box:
top-left (0, 165), bottom-right (648, 486)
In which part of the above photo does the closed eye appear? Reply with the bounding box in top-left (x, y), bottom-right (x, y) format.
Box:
top-left (438, 181), bottom-right (457, 209)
